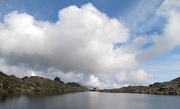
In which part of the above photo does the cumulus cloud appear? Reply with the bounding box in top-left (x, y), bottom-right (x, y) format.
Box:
top-left (0, 3), bottom-right (138, 88)
top-left (129, 69), bottom-right (154, 85)
top-left (134, 0), bottom-right (180, 63)
top-left (1, 1), bottom-right (179, 88)
top-left (85, 75), bottom-right (101, 88)
top-left (113, 69), bottom-right (154, 86)
top-left (0, 3), bottom-right (133, 74)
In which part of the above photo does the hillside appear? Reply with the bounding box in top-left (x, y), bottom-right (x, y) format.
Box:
top-left (100, 77), bottom-right (180, 95)
top-left (0, 71), bottom-right (89, 95)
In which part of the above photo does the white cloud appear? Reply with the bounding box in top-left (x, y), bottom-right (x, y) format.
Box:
top-left (122, 0), bottom-right (164, 35)
top-left (112, 69), bottom-right (154, 87)
top-left (0, 58), bottom-right (34, 77)
top-left (1, 1), bottom-right (180, 89)
top-left (114, 72), bottom-right (127, 83)
top-left (0, 3), bottom-right (139, 88)
top-left (0, 3), bottom-right (134, 75)
top-left (129, 69), bottom-right (154, 85)
top-left (85, 75), bottom-right (101, 88)
top-left (157, 0), bottom-right (180, 49)
top-left (133, 0), bottom-right (180, 63)
top-left (31, 71), bottom-right (36, 76)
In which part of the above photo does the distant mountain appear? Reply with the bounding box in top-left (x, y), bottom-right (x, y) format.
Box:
top-left (0, 71), bottom-right (89, 95)
top-left (66, 82), bottom-right (82, 87)
top-left (100, 77), bottom-right (180, 95)
top-left (22, 76), bottom-right (28, 80)
top-left (54, 77), bottom-right (64, 84)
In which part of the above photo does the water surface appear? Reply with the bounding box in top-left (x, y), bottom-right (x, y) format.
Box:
top-left (0, 92), bottom-right (180, 109)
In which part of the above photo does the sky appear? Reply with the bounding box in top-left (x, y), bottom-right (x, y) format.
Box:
top-left (0, 0), bottom-right (180, 89)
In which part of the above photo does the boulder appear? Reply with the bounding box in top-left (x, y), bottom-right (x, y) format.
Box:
top-left (92, 87), bottom-right (99, 91)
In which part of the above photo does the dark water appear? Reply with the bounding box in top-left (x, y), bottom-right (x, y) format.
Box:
top-left (0, 92), bottom-right (180, 109)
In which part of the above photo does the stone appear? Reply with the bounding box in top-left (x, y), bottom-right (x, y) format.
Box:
top-left (92, 87), bottom-right (99, 91)
top-left (0, 82), bottom-right (3, 89)
top-left (100, 77), bottom-right (180, 95)
top-left (0, 71), bottom-right (89, 95)
top-left (22, 76), bottom-right (28, 80)
top-left (66, 82), bottom-right (82, 87)
top-left (0, 88), bottom-right (7, 95)
top-left (54, 77), bottom-right (64, 84)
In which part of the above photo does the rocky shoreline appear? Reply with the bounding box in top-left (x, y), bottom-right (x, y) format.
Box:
top-left (1, 70), bottom-right (180, 96)
top-left (100, 77), bottom-right (180, 95)
top-left (0, 71), bottom-right (89, 95)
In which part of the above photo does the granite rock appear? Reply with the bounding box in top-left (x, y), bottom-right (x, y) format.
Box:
top-left (0, 71), bottom-right (89, 95)
top-left (100, 77), bottom-right (180, 95)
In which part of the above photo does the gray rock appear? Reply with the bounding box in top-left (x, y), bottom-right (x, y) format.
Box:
top-left (0, 71), bottom-right (89, 95)
top-left (100, 77), bottom-right (180, 95)
top-left (0, 82), bottom-right (3, 89)
top-left (54, 77), bottom-right (64, 84)
top-left (66, 82), bottom-right (82, 87)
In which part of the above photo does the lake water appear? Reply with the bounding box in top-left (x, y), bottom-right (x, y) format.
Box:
top-left (0, 92), bottom-right (180, 109)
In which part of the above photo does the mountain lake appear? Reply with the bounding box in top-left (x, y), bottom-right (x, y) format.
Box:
top-left (0, 92), bottom-right (180, 109)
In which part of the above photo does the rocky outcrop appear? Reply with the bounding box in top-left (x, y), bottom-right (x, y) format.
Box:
top-left (0, 71), bottom-right (9, 95)
top-left (0, 71), bottom-right (89, 95)
top-left (66, 82), bottom-right (82, 87)
top-left (100, 77), bottom-right (180, 95)
top-left (148, 77), bottom-right (180, 95)
top-left (54, 77), bottom-right (64, 84)
top-left (22, 76), bottom-right (28, 80)
top-left (91, 87), bottom-right (99, 91)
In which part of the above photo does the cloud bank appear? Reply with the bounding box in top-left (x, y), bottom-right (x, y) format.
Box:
top-left (0, 1), bottom-right (180, 88)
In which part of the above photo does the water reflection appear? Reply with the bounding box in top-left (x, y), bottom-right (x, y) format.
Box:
top-left (1, 92), bottom-right (180, 109)
top-left (0, 95), bottom-right (8, 102)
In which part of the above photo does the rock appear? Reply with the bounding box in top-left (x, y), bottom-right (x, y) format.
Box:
top-left (100, 77), bottom-right (180, 95)
top-left (0, 82), bottom-right (3, 89)
top-left (22, 76), bottom-right (28, 80)
top-left (91, 87), bottom-right (99, 91)
top-left (54, 77), bottom-right (64, 84)
top-left (66, 82), bottom-right (82, 87)
top-left (0, 88), bottom-right (7, 95)
top-left (0, 71), bottom-right (89, 95)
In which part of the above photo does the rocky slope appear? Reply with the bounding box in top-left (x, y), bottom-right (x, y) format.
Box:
top-left (0, 71), bottom-right (89, 95)
top-left (66, 82), bottom-right (82, 87)
top-left (100, 77), bottom-right (180, 95)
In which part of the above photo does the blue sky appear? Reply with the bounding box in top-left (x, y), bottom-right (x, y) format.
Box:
top-left (0, 0), bottom-right (137, 21)
top-left (0, 0), bottom-right (180, 88)
top-left (0, 0), bottom-right (165, 35)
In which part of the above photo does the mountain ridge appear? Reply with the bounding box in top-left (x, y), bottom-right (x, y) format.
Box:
top-left (0, 71), bottom-right (89, 95)
top-left (100, 77), bottom-right (180, 95)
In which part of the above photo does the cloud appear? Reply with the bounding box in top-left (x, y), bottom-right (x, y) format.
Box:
top-left (157, 0), bottom-right (180, 49)
top-left (0, 3), bottom-right (132, 74)
top-left (1, 1), bottom-right (179, 88)
top-left (132, 0), bottom-right (180, 63)
top-left (113, 69), bottom-right (154, 86)
top-left (122, 0), bottom-right (164, 35)
top-left (129, 69), bottom-right (154, 85)
top-left (0, 3), bottom-right (139, 88)
top-left (85, 75), bottom-right (101, 88)
top-left (0, 58), bottom-right (37, 77)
